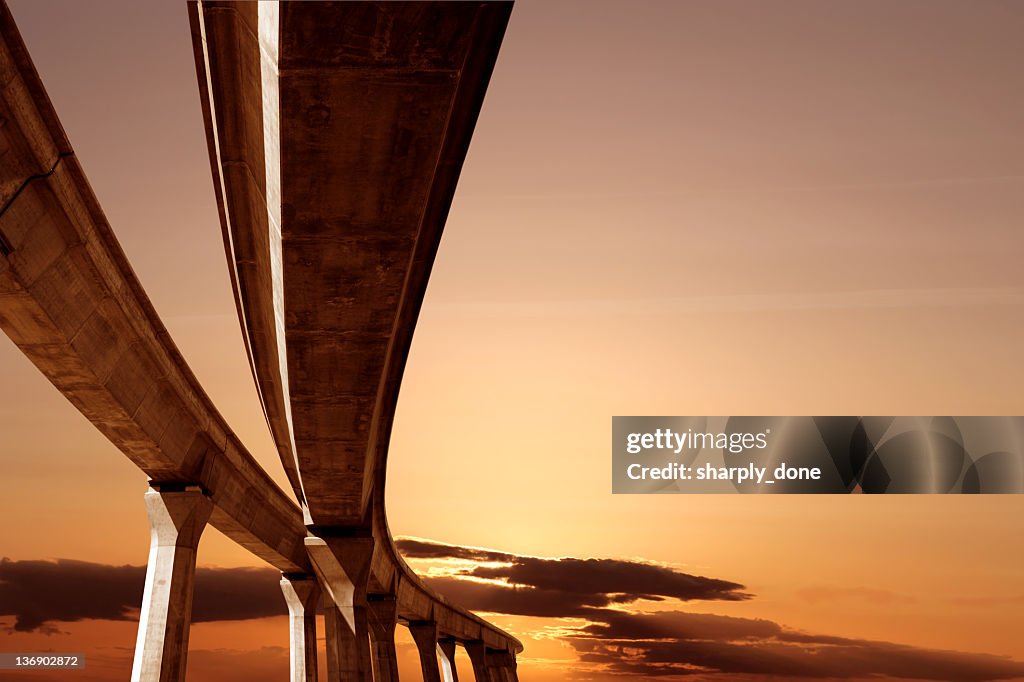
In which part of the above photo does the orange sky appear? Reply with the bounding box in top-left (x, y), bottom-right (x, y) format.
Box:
top-left (1, 1), bottom-right (1023, 680)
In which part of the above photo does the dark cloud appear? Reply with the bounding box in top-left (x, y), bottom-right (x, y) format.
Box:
top-left (397, 538), bottom-right (751, 614)
top-left (572, 613), bottom-right (1024, 681)
top-left (577, 609), bottom-right (782, 642)
top-left (417, 576), bottom-right (610, 618)
top-left (397, 540), bottom-right (1024, 682)
top-left (6, 545), bottom-right (1024, 682)
top-left (397, 538), bottom-right (515, 563)
top-left (0, 558), bottom-right (283, 632)
top-left (189, 566), bottom-right (285, 623)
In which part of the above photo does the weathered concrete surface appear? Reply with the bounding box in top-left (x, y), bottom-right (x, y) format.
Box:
top-left (130, 487), bottom-right (212, 682)
top-left (280, 575), bottom-right (320, 682)
top-left (192, 0), bottom-right (513, 526)
top-left (193, 0), bottom-right (523, 659)
top-left (0, 4), bottom-right (311, 575)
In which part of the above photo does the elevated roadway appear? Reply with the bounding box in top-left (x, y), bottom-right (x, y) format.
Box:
top-left (0, 2), bottom-right (520, 680)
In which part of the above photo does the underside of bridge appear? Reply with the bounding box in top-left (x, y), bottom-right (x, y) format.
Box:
top-left (0, 1), bottom-right (518, 681)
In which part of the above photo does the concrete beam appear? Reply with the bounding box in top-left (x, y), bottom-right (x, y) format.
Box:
top-left (280, 575), bottom-right (319, 682)
top-left (130, 486), bottom-right (212, 682)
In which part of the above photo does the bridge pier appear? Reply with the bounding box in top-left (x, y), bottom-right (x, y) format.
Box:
top-left (464, 641), bottom-right (488, 682)
top-left (305, 535), bottom-right (375, 682)
top-left (438, 638), bottom-right (460, 682)
top-left (409, 621), bottom-right (444, 682)
top-left (464, 642), bottom-right (518, 682)
top-left (130, 485), bottom-right (212, 682)
top-left (323, 604), bottom-right (373, 682)
top-left (280, 574), bottom-right (320, 682)
top-left (367, 595), bottom-right (400, 682)
top-left (487, 651), bottom-right (519, 682)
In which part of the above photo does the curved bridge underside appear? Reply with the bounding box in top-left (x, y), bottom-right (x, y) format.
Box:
top-left (192, 0), bottom-right (521, 669)
top-left (194, 0), bottom-right (510, 529)
top-left (1, 1), bottom-right (520, 680)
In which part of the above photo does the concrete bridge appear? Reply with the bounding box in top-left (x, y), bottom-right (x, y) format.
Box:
top-left (0, 1), bottom-right (519, 681)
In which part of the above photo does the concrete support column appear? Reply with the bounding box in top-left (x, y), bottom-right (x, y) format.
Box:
top-left (130, 485), bottom-right (213, 682)
top-left (409, 621), bottom-right (442, 682)
top-left (367, 596), bottom-right (400, 682)
top-left (487, 651), bottom-right (518, 682)
top-left (324, 603), bottom-right (372, 682)
top-left (323, 604), bottom-right (343, 680)
top-left (463, 643), bottom-right (517, 682)
top-left (280, 574), bottom-right (320, 682)
top-left (438, 638), bottom-right (459, 682)
top-left (305, 535), bottom-right (375, 682)
top-left (463, 641), bottom-right (489, 682)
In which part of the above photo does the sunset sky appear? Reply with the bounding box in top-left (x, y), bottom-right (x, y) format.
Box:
top-left (2, 1), bottom-right (1024, 680)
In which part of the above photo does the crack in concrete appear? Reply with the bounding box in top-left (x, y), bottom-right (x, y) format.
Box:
top-left (0, 151), bottom-right (74, 255)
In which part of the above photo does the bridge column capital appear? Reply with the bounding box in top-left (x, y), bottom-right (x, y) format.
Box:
top-left (280, 574), bottom-right (320, 682)
top-left (130, 485), bottom-right (213, 682)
